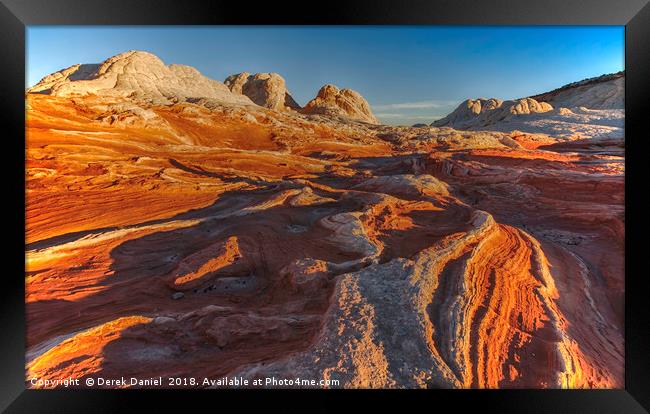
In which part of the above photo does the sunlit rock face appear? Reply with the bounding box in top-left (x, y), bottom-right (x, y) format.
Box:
top-left (431, 73), bottom-right (624, 140)
top-left (529, 71), bottom-right (624, 110)
top-left (25, 52), bottom-right (623, 389)
top-left (432, 97), bottom-right (553, 129)
top-left (224, 72), bottom-right (301, 111)
top-left (27, 50), bottom-right (255, 106)
top-left (302, 84), bottom-right (380, 124)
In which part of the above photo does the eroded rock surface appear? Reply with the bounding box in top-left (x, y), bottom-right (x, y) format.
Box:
top-left (530, 71), bottom-right (624, 110)
top-left (433, 97), bottom-right (553, 129)
top-left (302, 84), bottom-right (379, 124)
top-left (27, 50), bottom-right (254, 106)
top-left (225, 72), bottom-right (300, 111)
top-left (431, 74), bottom-right (624, 140)
top-left (25, 53), bottom-right (623, 389)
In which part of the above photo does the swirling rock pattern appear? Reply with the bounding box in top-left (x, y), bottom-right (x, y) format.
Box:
top-left (25, 57), bottom-right (623, 389)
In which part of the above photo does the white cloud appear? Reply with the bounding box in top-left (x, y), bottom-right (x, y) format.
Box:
top-left (372, 99), bottom-right (458, 125)
top-left (372, 100), bottom-right (458, 110)
top-left (374, 113), bottom-right (446, 126)
top-left (375, 113), bottom-right (435, 120)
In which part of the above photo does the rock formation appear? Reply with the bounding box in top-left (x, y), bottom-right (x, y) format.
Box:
top-left (529, 71), bottom-right (624, 110)
top-left (432, 97), bottom-right (553, 129)
top-left (224, 72), bottom-right (300, 111)
top-left (431, 73), bottom-right (624, 139)
top-left (27, 50), bottom-right (254, 106)
top-left (24, 53), bottom-right (623, 390)
top-left (302, 84), bottom-right (379, 124)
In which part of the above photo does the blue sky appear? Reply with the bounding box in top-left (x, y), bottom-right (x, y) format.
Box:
top-left (27, 26), bottom-right (624, 125)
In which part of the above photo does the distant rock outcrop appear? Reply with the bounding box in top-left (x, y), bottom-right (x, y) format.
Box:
top-left (529, 71), bottom-right (624, 110)
top-left (27, 50), bottom-right (254, 106)
top-left (302, 84), bottom-right (379, 124)
top-left (432, 97), bottom-right (553, 129)
top-left (432, 72), bottom-right (624, 135)
top-left (224, 72), bottom-right (301, 111)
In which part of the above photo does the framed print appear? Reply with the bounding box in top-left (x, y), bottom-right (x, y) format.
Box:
top-left (1, 0), bottom-right (649, 412)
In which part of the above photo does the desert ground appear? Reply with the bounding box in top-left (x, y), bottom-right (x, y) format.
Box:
top-left (25, 51), bottom-right (624, 388)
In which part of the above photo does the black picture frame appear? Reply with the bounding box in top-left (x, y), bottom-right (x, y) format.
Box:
top-left (2, 0), bottom-right (649, 412)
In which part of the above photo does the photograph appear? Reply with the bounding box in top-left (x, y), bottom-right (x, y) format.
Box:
top-left (24, 25), bottom-right (625, 389)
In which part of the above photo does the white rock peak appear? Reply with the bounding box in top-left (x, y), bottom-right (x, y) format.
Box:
top-left (28, 50), bottom-right (254, 106)
top-left (224, 72), bottom-right (301, 111)
top-left (302, 84), bottom-right (379, 124)
top-left (432, 97), bottom-right (553, 129)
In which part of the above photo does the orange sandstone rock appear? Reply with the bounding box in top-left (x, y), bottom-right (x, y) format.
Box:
top-left (24, 60), bottom-right (624, 388)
